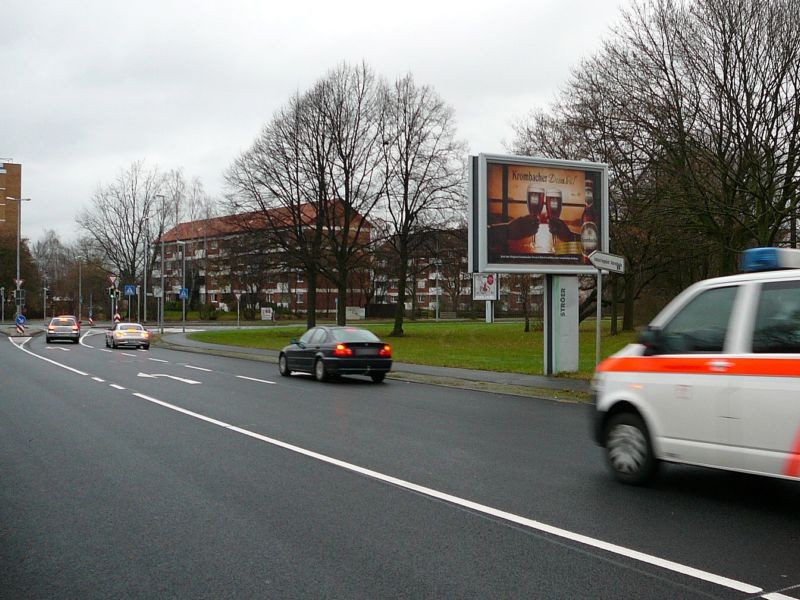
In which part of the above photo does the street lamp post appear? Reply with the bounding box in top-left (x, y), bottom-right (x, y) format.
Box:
top-left (78, 260), bottom-right (82, 322)
top-left (142, 216), bottom-right (150, 324)
top-left (160, 238), bottom-right (165, 334)
top-left (154, 194), bottom-right (165, 334)
top-left (5, 197), bottom-right (31, 318)
top-left (1, 287), bottom-right (4, 324)
top-left (177, 240), bottom-right (186, 333)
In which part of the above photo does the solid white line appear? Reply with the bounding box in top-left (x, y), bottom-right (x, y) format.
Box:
top-left (236, 375), bottom-right (276, 385)
top-left (92, 377), bottom-right (105, 382)
top-left (184, 365), bottom-right (212, 372)
top-left (9, 337), bottom-right (89, 376)
top-left (763, 593), bottom-right (800, 600)
top-left (148, 358), bottom-right (169, 363)
top-left (110, 384), bottom-right (125, 390)
top-left (128, 390), bottom-right (763, 596)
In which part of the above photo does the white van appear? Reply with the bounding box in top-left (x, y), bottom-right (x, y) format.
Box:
top-left (593, 247), bottom-right (800, 484)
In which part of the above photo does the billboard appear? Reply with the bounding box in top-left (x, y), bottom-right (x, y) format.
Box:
top-left (472, 273), bottom-right (498, 301)
top-left (469, 154), bottom-right (608, 274)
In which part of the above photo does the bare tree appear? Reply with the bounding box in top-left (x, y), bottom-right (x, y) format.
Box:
top-left (378, 73), bottom-right (466, 336)
top-left (599, 0), bottom-right (800, 270)
top-left (226, 90), bottom-right (329, 329)
top-left (315, 62), bottom-right (384, 325)
top-left (76, 161), bottom-right (163, 284)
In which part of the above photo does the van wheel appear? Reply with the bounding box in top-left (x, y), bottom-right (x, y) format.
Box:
top-left (314, 358), bottom-right (328, 382)
top-left (604, 412), bottom-right (658, 485)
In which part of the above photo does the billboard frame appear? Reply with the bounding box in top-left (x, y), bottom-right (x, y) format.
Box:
top-left (469, 153), bottom-right (609, 275)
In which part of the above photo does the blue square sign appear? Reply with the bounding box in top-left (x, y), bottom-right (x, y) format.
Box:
top-left (124, 284), bottom-right (136, 296)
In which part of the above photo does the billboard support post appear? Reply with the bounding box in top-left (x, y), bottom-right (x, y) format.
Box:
top-left (543, 275), bottom-right (579, 375)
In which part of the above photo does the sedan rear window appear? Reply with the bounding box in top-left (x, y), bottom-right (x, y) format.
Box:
top-left (331, 328), bottom-right (380, 343)
top-left (51, 317), bottom-right (76, 325)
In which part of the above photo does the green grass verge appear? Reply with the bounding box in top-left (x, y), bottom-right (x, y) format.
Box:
top-left (188, 320), bottom-right (637, 379)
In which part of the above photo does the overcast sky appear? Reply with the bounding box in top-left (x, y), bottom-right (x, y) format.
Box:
top-left (2, 0), bottom-right (630, 244)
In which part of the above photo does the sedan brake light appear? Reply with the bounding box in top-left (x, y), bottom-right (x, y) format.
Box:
top-left (379, 344), bottom-right (392, 358)
top-left (333, 343), bottom-right (353, 357)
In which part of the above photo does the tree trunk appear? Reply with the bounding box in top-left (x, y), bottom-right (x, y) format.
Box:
top-left (337, 278), bottom-right (347, 326)
top-left (610, 276), bottom-right (618, 336)
top-left (391, 247), bottom-right (408, 337)
top-left (623, 274), bottom-right (636, 331)
top-left (306, 268), bottom-right (317, 329)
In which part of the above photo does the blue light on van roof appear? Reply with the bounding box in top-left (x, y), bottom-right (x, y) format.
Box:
top-left (741, 247), bottom-right (800, 272)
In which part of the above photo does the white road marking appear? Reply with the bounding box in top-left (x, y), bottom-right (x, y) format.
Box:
top-left (8, 337), bottom-right (32, 345)
top-left (101, 349), bottom-right (112, 353)
top-left (6, 339), bottom-right (794, 600)
top-left (110, 384), bottom-right (125, 390)
top-left (9, 337), bottom-right (89, 376)
top-left (92, 377), bottom-right (105, 382)
top-left (120, 352), bottom-right (137, 357)
top-left (184, 365), bottom-right (212, 372)
top-left (46, 347), bottom-right (71, 351)
top-left (148, 358), bottom-right (169, 363)
top-left (136, 372), bottom-right (201, 385)
top-left (236, 375), bottom-right (276, 385)
top-left (128, 390), bottom-right (778, 598)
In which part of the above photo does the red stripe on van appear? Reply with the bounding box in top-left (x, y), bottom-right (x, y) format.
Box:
top-left (596, 356), bottom-right (800, 377)
top-left (784, 428), bottom-right (800, 478)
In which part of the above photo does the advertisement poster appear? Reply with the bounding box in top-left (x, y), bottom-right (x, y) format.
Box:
top-left (472, 273), bottom-right (498, 301)
top-left (471, 154), bottom-right (608, 275)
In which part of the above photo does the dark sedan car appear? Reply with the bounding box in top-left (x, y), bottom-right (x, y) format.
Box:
top-left (278, 326), bottom-right (392, 383)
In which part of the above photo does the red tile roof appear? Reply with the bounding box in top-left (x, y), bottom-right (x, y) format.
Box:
top-left (156, 200), bottom-right (370, 244)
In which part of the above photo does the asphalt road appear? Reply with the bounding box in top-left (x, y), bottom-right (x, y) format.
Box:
top-left (2, 330), bottom-right (799, 599)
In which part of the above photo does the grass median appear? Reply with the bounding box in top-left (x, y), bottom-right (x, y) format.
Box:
top-left (187, 320), bottom-right (637, 379)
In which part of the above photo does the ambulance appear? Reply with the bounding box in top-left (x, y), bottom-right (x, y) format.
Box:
top-left (593, 247), bottom-right (800, 484)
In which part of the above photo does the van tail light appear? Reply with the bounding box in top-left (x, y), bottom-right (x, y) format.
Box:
top-left (333, 343), bottom-right (353, 357)
top-left (379, 345), bottom-right (392, 358)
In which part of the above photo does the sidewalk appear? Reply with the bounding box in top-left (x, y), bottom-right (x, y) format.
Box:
top-left (156, 331), bottom-right (591, 399)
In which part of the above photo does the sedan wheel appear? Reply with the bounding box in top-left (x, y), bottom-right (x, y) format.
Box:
top-left (604, 412), bottom-right (657, 485)
top-left (278, 354), bottom-right (290, 377)
top-left (314, 358), bottom-right (328, 382)
top-left (370, 372), bottom-right (386, 383)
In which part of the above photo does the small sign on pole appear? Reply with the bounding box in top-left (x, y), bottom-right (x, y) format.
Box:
top-left (588, 251), bottom-right (626, 366)
top-left (588, 251), bottom-right (625, 274)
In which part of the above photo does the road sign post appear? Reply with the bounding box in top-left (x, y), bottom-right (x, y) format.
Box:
top-left (234, 291), bottom-right (241, 328)
top-left (588, 251), bottom-right (626, 366)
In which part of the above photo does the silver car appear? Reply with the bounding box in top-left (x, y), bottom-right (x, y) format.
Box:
top-left (105, 322), bottom-right (151, 349)
top-left (46, 315), bottom-right (81, 344)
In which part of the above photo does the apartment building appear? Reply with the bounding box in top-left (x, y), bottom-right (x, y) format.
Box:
top-left (0, 162), bottom-right (22, 240)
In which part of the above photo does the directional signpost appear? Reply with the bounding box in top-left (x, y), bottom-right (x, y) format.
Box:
top-left (588, 251), bottom-right (626, 366)
top-left (15, 313), bottom-right (26, 335)
top-left (588, 251), bottom-right (626, 274)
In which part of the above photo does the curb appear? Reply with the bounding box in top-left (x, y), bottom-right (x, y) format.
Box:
top-left (153, 337), bottom-right (591, 403)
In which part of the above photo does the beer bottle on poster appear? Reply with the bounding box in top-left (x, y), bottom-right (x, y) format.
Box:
top-left (580, 179), bottom-right (599, 263)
